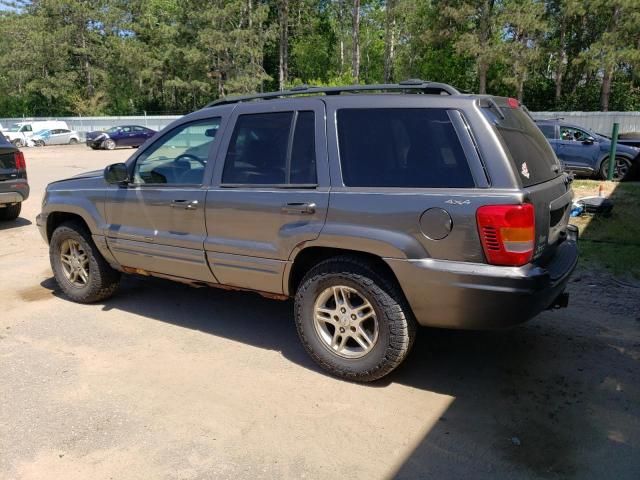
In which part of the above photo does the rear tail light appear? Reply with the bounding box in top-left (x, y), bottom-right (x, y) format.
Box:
top-left (14, 151), bottom-right (26, 171)
top-left (476, 204), bottom-right (535, 266)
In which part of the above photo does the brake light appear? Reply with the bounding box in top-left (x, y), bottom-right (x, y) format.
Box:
top-left (507, 97), bottom-right (520, 108)
top-left (476, 204), bottom-right (535, 266)
top-left (14, 151), bottom-right (26, 171)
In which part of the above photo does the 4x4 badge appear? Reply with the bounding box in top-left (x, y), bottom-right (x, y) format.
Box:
top-left (521, 162), bottom-right (530, 179)
top-left (445, 199), bottom-right (470, 205)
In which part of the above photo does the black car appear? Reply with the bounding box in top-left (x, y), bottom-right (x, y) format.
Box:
top-left (86, 125), bottom-right (156, 150)
top-left (0, 134), bottom-right (29, 220)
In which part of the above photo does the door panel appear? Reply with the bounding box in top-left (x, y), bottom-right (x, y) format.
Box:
top-left (105, 186), bottom-right (213, 281)
top-left (105, 117), bottom-right (224, 282)
top-left (205, 101), bottom-right (329, 294)
top-left (557, 126), bottom-right (600, 170)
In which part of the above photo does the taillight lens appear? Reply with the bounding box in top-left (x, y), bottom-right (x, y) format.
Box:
top-left (476, 204), bottom-right (535, 266)
top-left (14, 151), bottom-right (26, 171)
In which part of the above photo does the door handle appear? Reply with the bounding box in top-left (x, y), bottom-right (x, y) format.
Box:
top-left (170, 199), bottom-right (199, 210)
top-left (282, 202), bottom-right (316, 214)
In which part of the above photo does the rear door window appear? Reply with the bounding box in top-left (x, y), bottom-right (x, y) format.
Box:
top-left (222, 111), bottom-right (317, 186)
top-left (336, 108), bottom-right (474, 188)
top-left (482, 106), bottom-right (561, 187)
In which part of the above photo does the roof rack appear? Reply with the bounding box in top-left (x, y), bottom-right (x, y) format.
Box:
top-left (206, 79), bottom-right (461, 107)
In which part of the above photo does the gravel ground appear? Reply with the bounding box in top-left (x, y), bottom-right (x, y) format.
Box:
top-left (0, 145), bottom-right (639, 479)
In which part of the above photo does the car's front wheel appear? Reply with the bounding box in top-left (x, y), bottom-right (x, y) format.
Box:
top-left (295, 256), bottom-right (416, 382)
top-left (12, 139), bottom-right (24, 148)
top-left (600, 156), bottom-right (632, 181)
top-left (103, 139), bottom-right (116, 150)
top-left (50, 221), bottom-right (121, 303)
top-left (69, 138), bottom-right (78, 145)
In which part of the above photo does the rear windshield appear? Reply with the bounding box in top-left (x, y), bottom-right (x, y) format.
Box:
top-left (482, 106), bottom-right (560, 187)
top-left (337, 108), bottom-right (474, 188)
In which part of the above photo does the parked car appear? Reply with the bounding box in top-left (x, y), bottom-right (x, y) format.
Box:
top-left (38, 82), bottom-right (578, 381)
top-left (30, 128), bottom-right (80, 146)
top-left (0, 133), bottom-right (29, 220)
top-left (85, 125), bottom-right (156, 150)
top-left (536, 119), bottom-right (640, 180)
top-left (3, 120), bottom-right (69, 148)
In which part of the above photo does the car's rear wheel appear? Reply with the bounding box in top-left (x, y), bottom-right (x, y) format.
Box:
top-left (103, 139), bottom-right (116, 150)
top-left (0, 203), bottom-right (21, 221)
top-left (600, 156), bottom-right (632, 181)
top-left (50, 221), bottom-right (120, 303)
top-left (295, 256), bottom-right (416, 382)
top-left (69, 138), bottom-right (78, 145)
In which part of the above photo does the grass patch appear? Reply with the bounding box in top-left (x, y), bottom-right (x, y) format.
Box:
top-left (570, 180), bottom-right (640, 278)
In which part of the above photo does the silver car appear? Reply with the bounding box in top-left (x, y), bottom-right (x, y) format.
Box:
top-left (31, 128), bottom-right (80, 146)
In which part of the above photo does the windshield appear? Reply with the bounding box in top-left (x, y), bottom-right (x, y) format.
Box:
top-left (34, 129), bottom-right (50, 136)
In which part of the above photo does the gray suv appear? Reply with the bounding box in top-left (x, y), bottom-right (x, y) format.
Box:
top-left (37, 81), bottom-right (578, 381)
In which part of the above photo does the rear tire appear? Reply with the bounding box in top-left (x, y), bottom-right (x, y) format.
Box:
top-left (0, 202), bottom-right (21, 221)
top-left (600, 156), bottom-right (632, 181)
top-left (295, 256), bottom-right (417, 382)
top-left (50, 221), bottom-right (121, 303)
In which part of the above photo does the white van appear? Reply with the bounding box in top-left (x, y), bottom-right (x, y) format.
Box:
top-left (3, 121), bottom-right (69, 147)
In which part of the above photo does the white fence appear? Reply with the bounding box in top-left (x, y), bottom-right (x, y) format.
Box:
top-left (2, 111), bottom-right (640, 138)
top-left (530, 112), bottom-right (640, 136)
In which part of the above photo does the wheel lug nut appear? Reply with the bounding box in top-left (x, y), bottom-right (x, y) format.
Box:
top-left (341, 308), bottom-right (346, 313)
top-left (351, 314), bottom-right (356, 320)
top-left (350, 326), bottom-right (356, 332)
top-left (339, 327), bottom-right (345, 333)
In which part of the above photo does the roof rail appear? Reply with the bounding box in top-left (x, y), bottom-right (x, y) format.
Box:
top-left (206, 79), bottom-right (461, 107)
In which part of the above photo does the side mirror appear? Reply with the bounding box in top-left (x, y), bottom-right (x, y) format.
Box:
top-left (582, 137), bottom-right (595, 145)
top-left (104, 163), bottom-right (130, 185)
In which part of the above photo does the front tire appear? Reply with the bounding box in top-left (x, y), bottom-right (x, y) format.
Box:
top-left (50, 221), bottom-right (121, 303)
top-left (295, 256), bottom-right (417, 382)
top-left (600, 156), bottom-right (632, 181)
top-left (69, 138), bottom-right (78, 145)
top-left (0, 202), bottom-right (21, 221)
top-left (103, 138), bottom-right (116, 150)
top-left (12, 139), bottom-right (24, 148)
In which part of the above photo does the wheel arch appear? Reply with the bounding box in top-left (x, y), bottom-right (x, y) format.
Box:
top-left (46, 211), bottom-right (91, 242)
top-left (285, 246), bottom-right (403, 297)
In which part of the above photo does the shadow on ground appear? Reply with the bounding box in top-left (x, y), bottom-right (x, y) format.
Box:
top-left (39, 271), bottom-right (640, 478)
top-left (0, 216), bottom-right (32, 231)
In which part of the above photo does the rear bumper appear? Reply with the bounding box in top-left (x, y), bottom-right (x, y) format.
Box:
top-left (386, 228), bottom-right (578, 330)
top-left (0, 184), bottom-right (29, 204)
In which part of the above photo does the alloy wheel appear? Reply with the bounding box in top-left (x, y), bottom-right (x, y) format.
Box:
top-left (313, 285), bottom-right (379, 359)
top-left (59, 239), bottom-right (90, 288)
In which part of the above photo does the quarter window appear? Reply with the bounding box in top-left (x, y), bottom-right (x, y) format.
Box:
top-left (337, 108), bottom-right (474, 188)
top-left (539, 124), bottom-right (556, 139)
top-left (222, 111), bottom-right (317, 185)
top-left (132, 118), bottom-right (220, 185)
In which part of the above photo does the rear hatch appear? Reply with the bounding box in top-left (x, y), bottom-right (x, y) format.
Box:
top-left (481, 99), bottom-right (572, 264)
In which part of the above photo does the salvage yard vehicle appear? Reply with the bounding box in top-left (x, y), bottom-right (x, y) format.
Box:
top-left (85, 125), bottom-right (156, 150)
top-left (37, 81), bottom-right (578, 381)
top-left (536, 119), bottom-right (640, 180)
top-left (0, 133), bottom-right (29, 220)
top-left (30, 128), bottom-right (81, 146)
top-left (3, 120), bottom-right (69, 148)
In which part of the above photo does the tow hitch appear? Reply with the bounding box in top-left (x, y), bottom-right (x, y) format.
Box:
top-left (548, 292), bottom-right (569, 310)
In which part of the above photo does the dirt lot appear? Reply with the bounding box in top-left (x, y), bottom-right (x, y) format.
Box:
top-left (1, 145), bottom-right (639, 479)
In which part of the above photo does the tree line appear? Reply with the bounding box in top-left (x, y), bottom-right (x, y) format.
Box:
top-left (0, 0), bottom-right (639, 117)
